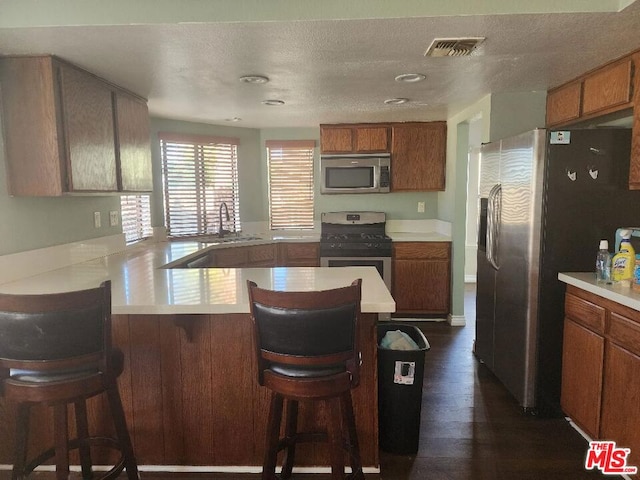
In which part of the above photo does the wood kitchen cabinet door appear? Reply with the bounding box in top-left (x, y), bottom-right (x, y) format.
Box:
top-left (600, 343), bottom-right (640, 477)
top-left (320, 124), bottom-right (390, 154)
top-left (277, 242), bottom-right (320, 266)
top-left (392, 242), bottom-right (451, 315)
top-left (546, 82), bottom-right (582, 126)
top-left (246, 244), bottom-right (277, 267)
top-left (582, 59), bottom-right (633, 116)
top-left (211, 247), bottom-right (249, 267)
top-left (391, 122), bottom-right (446, 191)
top-left (560, 318), bottom-right (604, 438)
top-left (320, 126), bottom-right (354, 153)
top-left (58, 63), bottom-right (118, 192)
top-left (116, 92), bottom-right (153, 192)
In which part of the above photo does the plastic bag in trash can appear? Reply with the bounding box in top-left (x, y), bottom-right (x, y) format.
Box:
top-left (379, 329), bottom-right (420, 350)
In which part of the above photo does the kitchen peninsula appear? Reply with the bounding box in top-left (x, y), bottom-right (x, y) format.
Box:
top-left (0, 237), bottom-right (395, 472)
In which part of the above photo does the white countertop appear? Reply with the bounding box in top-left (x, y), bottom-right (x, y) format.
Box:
top-left (559, 272), bottom-right (640, 311)
top-left (387, 232), bottom-right (451, 242)
top-left (0, 241), bottom-right (395, 315)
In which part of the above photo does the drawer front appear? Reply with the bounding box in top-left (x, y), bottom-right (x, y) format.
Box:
top-left (610, 312), bottom-right (640, 355)
top-left (564, 293), bottom-right (605, 333)
top-left (393, 242), bottom-right (450, 260)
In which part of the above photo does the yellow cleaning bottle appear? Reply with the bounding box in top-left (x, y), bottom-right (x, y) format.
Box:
top-left (612, 230), bottom-right (635, 287)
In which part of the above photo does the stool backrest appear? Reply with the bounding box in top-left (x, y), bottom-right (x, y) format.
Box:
top-left (0, 281), bottom-right (112, 373)
top-left (247, 279), bottom-right (362, 385)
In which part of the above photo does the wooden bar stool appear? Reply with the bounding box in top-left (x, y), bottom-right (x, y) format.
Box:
top-left (247, 279), bottom-right (365, 480)
top-left (0, 280), bottom-right (139, 480)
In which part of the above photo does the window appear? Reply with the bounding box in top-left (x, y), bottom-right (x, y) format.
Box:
top-left (120, 195), bottom-right (153, 244)
top-left (160, 133), bottom-right (240, 237)
top-left (266, 140), bottom-right (315, 230)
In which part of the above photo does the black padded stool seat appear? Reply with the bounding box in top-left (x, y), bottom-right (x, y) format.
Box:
top-left (0, 281), bottom-right (139, 480)
top-left (247, 279), bottom-right (365, 480)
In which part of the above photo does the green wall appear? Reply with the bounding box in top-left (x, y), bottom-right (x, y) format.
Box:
top-left (149, 117), bottom-right (264, 228)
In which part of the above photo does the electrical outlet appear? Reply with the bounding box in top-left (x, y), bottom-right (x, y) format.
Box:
top-left (417, 201), bottom-right (425, 213)
top-left (94, 212), bottom-right (101, 228)
top-left (110, 211), bottom-right (119, 227)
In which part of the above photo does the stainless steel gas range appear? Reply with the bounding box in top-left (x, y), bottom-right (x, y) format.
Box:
top-left (319, 211), bottom-right (392, 291)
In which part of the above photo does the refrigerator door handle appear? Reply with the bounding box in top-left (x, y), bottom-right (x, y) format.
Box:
top-left (487, 184), bottom-right (502, 270)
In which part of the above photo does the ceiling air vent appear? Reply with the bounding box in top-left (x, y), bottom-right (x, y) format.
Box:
top-left (424, 37), bottom-right (485, 57)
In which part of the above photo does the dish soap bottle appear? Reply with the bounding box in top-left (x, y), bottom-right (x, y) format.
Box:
top-left (595, 240), bottom-right (611, 284)
top-left (612, 230), bottom-right (635, 287)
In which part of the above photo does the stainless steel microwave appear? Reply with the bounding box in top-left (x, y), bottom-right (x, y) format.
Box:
top-left (320, 154), bottom-right (391, 194)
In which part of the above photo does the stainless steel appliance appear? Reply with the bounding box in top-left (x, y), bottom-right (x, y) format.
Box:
top-left (320, 154), bottom-right (390, 194)
top-left (320, 211), bottom-right (392, 291)
top-left (476, 128), bottom-right (640, 415)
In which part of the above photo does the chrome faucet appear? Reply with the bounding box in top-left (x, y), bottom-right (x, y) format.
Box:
top-left (218, 202), bottom-right (230, 238)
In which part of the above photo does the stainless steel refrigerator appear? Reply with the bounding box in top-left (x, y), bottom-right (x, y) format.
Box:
top-left (475, 127), bottom-right (640, 415)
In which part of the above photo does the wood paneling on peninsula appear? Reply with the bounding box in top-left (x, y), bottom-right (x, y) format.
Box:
top-left (0, 312), bottom-right (380, 468)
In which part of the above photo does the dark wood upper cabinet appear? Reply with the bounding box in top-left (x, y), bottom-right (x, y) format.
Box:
top-left (546, 82), bottom-right (582, 127)
top-left (116, 92), bottom-right (153, 192)
top-left (391, 122), bottom-right (446, 191)
top-left (0, 55), bottom-right (152, 196)
top-left (59, 63), bottom-right (118, 192)
top-left (582, 59), bottom-right (633, 116)
top-left (320, 124), bottom-right (390, 154)
top-left (545, 49), bottom-right (639, 190)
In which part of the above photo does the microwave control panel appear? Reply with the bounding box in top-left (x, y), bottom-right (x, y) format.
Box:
top-left (380, 165), bottom-right (390, 188)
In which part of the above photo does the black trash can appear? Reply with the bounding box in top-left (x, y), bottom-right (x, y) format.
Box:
top-left (377, 323), bottom-right (430, 454)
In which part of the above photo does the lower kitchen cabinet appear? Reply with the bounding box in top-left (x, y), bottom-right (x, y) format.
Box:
top-left (179, 242), bottom-right (318, 268)
top-left (210, 244), bottom-right (277, 268)
top-left (392, 242), bottom-right (451, 315)
top-left (561, 286), bottom-right (640, 478)
top-left (561, 319), bottom-right (604, 437)
top-left (277, 242), bottom-right (320, 266)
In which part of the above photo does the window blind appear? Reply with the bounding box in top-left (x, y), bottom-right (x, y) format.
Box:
top-left (266, 140), bottom-right (315, 230)
top-left (120, 194), bottom-right (153, 244)
top-left (160, 133), bottom-right (240, 237)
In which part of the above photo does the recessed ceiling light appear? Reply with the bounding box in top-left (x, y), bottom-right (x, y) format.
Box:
top-left (395, 73), bottom-right (426, 83)
top-left (239, 75), bottom-right (270, 84)
top-left (262, 99), bottom-right (285, 106)
top-left (384, 98), bottom-right (409, 105)
top-left (225, 117), bottom-right (242, 122)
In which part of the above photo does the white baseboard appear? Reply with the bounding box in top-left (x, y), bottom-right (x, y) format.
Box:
top-left (448, 314), bottom-right (466, 326)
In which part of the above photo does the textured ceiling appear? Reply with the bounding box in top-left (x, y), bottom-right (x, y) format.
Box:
top-left (1, 1), bottom-right (639, 128)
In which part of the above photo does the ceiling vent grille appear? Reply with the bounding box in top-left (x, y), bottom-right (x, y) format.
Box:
top-left (424, 37), bottom-right (485, 57)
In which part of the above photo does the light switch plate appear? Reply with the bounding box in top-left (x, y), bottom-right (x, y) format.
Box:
top-left (417, 201), bottom-right (425, 213)
top-left (94, 212), bottom-right (101, 228)
top-left (110, 211), bottom-right (119, 227)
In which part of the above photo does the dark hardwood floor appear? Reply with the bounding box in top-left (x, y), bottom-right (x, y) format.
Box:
top-left (0, 284), bottom-right (620, 480)
top-left (379, 283), bottom-right (619, 480)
